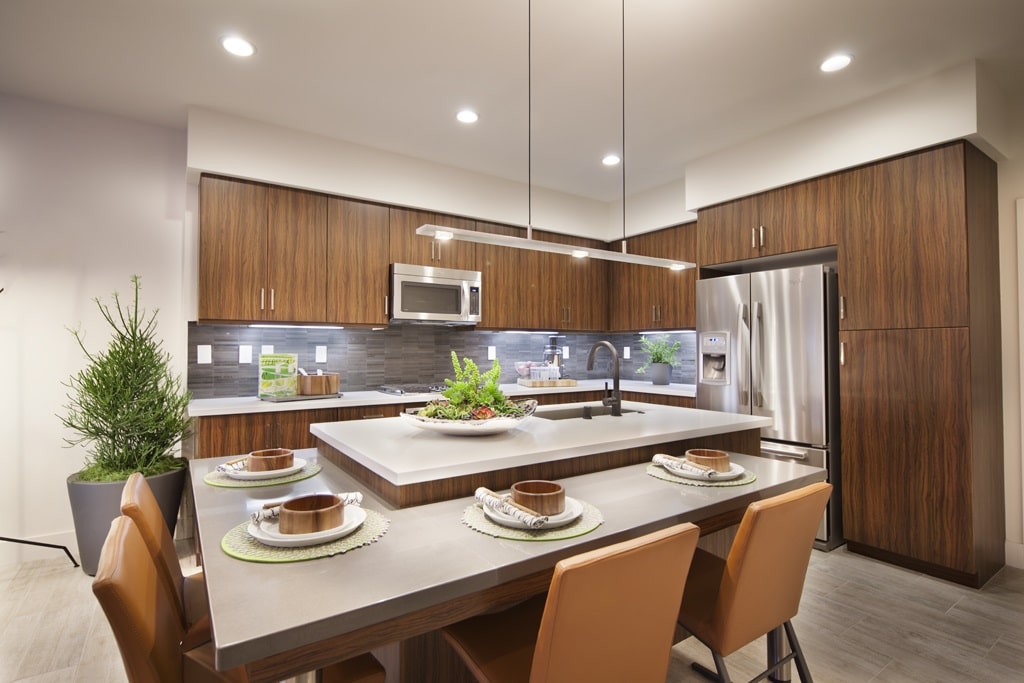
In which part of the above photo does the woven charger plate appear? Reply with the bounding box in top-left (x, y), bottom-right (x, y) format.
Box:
top-left (645, 463), bottom-right (757, 487)
top-left (462, 500), bottom-right (603, 541)
top-left (203, 463), bottom-right (322, 488)
top-left (220, 508), bottom-right (390, 563)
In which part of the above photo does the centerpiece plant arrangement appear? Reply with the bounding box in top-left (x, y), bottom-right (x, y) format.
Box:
top-left (418, 352), bottom-right (529, 420)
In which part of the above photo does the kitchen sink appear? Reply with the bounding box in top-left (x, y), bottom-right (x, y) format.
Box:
top-left (535, 405), bottom-right (644, 420)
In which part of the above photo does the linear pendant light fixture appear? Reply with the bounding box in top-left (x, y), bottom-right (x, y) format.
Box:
top-left (417, 0), bottom-right (695, 272)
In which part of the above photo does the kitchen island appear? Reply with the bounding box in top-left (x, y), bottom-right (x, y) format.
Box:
top-left (190, 449), bottom-right (824, 682)
top-left (312, 400), bottom-right (771, 507)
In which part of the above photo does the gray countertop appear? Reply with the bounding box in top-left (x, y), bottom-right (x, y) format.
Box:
top-left (190, 449), bottom-right (824, 673)
top-left (312, 400), bottom-right (771, 485)
top-left (187, 379), bottom-right (697, 417)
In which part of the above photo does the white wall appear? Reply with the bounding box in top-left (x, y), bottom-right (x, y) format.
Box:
top-left (998, 131), bottom-right (1024, 568)
top-left (684, 62), bottom-right (1011, 211)
top-left (0, 95), bottom-right (187, 566)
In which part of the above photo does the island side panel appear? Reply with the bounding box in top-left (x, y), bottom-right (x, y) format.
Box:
top-left (317, 428), bottom-right (761, 508)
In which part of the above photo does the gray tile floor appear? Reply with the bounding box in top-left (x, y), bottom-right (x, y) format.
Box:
top-left (1, 545), bottom-right (1022, 682)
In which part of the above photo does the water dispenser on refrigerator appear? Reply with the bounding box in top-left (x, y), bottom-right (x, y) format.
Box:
top-left (699, 331), bottom-right (730, 385)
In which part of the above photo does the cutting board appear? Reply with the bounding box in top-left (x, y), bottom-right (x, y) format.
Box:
top-left (517, 378), bottom-right (578, 387)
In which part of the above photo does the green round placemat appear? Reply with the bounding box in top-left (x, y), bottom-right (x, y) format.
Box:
top-left (220, 508), bottom-right (390, 563)
top-left (646, 463), bottom-right (757, 487)
top-left (462, 500), bottom-right (603, 541)
top-left (204, 463), bottom-right (322, 488)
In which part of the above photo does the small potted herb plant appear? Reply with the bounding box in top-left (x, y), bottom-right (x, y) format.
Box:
top-left (61, 276), bottom-right (192, 574)
top-left (635, 335), bottom-right (682, 385)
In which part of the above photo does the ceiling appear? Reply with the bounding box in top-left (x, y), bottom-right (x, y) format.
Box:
top-left (2, 0), bottom-right (1023, 203)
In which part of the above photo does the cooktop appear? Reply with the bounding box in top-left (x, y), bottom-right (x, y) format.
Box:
top-left (377, 383), bottom-right (446, 396)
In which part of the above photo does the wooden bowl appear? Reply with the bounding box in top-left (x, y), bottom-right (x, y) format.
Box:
top-left (685, 448), bottom-right (731, 472)
top-left (511, 480), bottom-right (565, 515)
top-left (247, 448), bottom-right (294, 472)
top-left (278, 494), bottom-right (344, 534)
top-left (298, 373), bottom-right (340, 395)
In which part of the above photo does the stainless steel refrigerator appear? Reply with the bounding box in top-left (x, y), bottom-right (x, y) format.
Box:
top-left (696, 263), bottom-right (842, 549)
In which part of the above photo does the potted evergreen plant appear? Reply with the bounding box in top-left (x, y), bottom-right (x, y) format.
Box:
top-left (61, 276), bottom-right (192, 575)
top-left (635, 335), bottom-right (682, 385)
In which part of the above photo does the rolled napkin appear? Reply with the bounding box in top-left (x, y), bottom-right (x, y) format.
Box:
top-left (252, 491), bottom-right (363, 525)
top-left (215, 456), bottom-right (248, 473)
top-left (474, 487), bottom-right (549, 529)
top-left (652, 453), bottom-right (719, 480)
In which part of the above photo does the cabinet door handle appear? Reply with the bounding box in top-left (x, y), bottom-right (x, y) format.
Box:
top-left (270, 288), bottom-right (275, 311)
top-left (840, 341), bottom-right (846, 367)
top-left (385, 294), bottom-right (389, 318)
top-left (839, 295), bottom-right (846, 320)
top-left (362, 412), bottom-right (386, 419)
top-left (759, 225), bottom-right (765, 247)
top-left (751, 227), bottom-right (757, 250)
top-left (260, 287), bottom-right (265, 311)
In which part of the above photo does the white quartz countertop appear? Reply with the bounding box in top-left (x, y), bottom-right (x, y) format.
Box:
top-left (187, 379), bottom-right (696, 417)
top-left (311, 400), bottom-right (770, 485)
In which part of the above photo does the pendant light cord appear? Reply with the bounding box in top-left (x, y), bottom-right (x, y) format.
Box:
top-left (621, 0), bottom-right (627, 249)
top-left (527, 0), bottom-right (533, 239)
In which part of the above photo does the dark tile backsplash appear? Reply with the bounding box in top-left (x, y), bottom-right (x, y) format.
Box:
top-left (187, 323), bottom-right (696, 398)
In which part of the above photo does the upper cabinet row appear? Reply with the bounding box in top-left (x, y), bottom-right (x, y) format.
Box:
top-left (198, 177), bottom-right (622, 330)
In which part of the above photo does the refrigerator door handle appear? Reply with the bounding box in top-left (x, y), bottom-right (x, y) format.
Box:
top-left (738, 302), bottom-right (750, 407)
top-left (752, 301), bottom-right (764, 408)
top-left (761, 443), bottom-right (809, 460)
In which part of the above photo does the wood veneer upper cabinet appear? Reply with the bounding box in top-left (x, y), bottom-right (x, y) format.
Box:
top-left (199, 176), bottom-right (268, 321)
top-left (388, 207), bottom-right (477, 270)
top-left (838, 142), bottom-right (979, 330)
top-left (534, 230), bottom-right (608, 331)
top-left (198, 176), bottom-right (327, 323)
top-left (697, 175), bottom-right (839, 266)
top-left (266, 186), bottom-right (328, 322)
top-left (326, 197), bottom-right (390, 325)
top-left (476, 221), bottom-right (528, 329)
top-left (609, 222), bottom-right (697, 330)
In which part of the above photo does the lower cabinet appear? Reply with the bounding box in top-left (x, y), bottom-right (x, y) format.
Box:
top-left (839, 327), bottom-right (1004, 586)
top-left (193, 405), bottom-right (400, 459)
top-left (621, 391), bottom-right (695, 409)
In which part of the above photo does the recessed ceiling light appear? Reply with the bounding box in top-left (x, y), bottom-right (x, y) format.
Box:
top-left (221, 35), bottom-right (256, 57)
top-left (456, 109), bottom-right (479, 124)
top-left (820, 53), bottom-right (852, 73)
top-left (602, 154), bottom-right (621, 166)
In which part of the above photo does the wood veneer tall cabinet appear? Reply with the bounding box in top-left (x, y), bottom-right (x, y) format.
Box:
top-left (199, 175), bottom-right (328, 323)
top-left (837, 141), bottom-right (1003, 587)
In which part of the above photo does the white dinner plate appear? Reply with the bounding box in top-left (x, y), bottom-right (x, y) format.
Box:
top-left (224, 457), bottom-right (307, 481)
top-left (483, 496), bottom-right (583, 530)
top-left (664, 460), bottom-right (745, 481)
top-left (247, 505), bottom-right (367, 548)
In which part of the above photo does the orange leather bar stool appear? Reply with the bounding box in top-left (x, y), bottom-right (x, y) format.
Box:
top-left (442, 522), bottom-right (701, 682)
top-left (93, 515), bottom-right (385, 683)
top-left (676, 482), bottom-right (832, 683)
top-left (120, 472), bottom-right (207, 629)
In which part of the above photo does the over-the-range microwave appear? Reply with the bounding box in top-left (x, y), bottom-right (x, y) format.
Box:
top-left (389, 263), bottom-right (481, 325)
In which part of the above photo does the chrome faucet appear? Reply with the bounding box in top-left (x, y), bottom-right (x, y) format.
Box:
top-left (587, 340), bottom-right (621, 416)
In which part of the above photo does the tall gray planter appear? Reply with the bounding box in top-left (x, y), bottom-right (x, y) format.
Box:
top-left (66, 466), bottom-right (186, 576)
top-left (650, 362), bottom-right (671, 385)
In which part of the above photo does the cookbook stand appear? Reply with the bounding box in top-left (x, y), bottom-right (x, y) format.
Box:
top-left (0, 536), bottom-right (79, 568)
